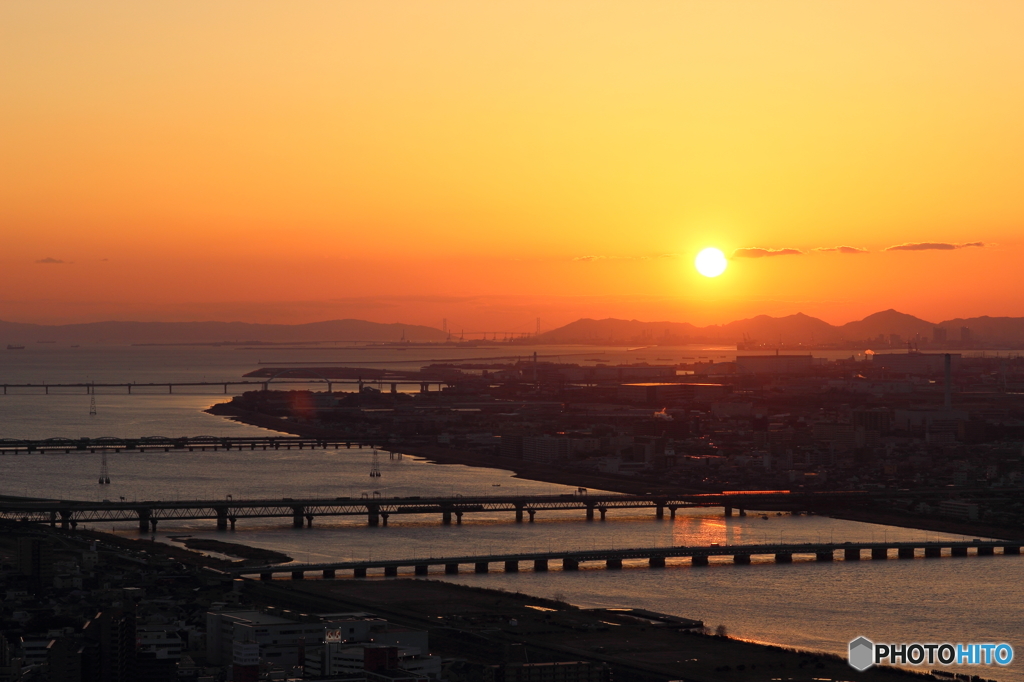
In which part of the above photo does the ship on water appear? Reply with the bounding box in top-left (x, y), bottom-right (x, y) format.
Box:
top-left (6, 344), bottom-right (25, 350)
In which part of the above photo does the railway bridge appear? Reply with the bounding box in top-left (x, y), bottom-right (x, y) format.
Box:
top-left (230, 539), bottom-right (1022, 580)
top-left (1, 488), bottom-right (1015, 533)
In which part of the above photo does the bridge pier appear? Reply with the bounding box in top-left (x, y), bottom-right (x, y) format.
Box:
top-left (384, 566), bottom-right (398, 577)
top-left (898, 547), bottom-right (915, 559)
top-left (691, 555), bottom-right (709, 566)
top-left (977, 546), bottom-right (995, 556)
top-left (844, 548), bottom-right (861, 560)
top-left (606, 558), bottom-right (622, 569)
top-left (381, 513), bottom-right (389, 527)
top-left (816, 551), bottom-right (833, 562)
top-left (534, 559), bottom-right (548, 572)
top-left (528, 509), bottom-right (536, 523)
top-left (951, 546), bottom-right (968, 557)
top-left (1004, 545), bottom-right (1021, 555)
top-left (586, 504), bottom-right (594, 521)
top-left (649, 556), bottom-right (665, 568)
top-left (415, 564), bottom-right (429, 575)
top-left (599, 507), bottom-right (606, 521)
top-left (216, 507), bottom-right (228, 531)
top-left (775, 552), bottom-right (792, 563)
top-left (291, 570), bottom-right (304, 580)
top-left (655, 504), bottom-right (664, 520)
top-left (323, 569), bottom-right (335, 579)
top-left (137, 509), bottom-right (151, 534)
top-left (562, 558), bottom-right (579, 571)
top-left (368, 505), bottom-right (380, 527)
top-left (669, 506), bottom-right (677, 519)
top-left (49, 511), bottom-right (57, 528)
top-left (59, 510), bottom-right (71, 530)
top-left (724, 506), bottom-right (733, 517)
top-left (739, 508), bottom-right (746, 517)
top-left (475, 562), bottom-right (489, 573)
top-left (924, 547), bottom-right (942, 558)
top-left (354, 567), bottom-right (367, 578)
top-left (455, 512), bottom-right (463, 525)
top-left (733, 554), bottom-right (751, 564)
top-left (442, 511), bottom-right (452, 525)
top-left (260, 572), bottom-right (273, 581)
top-left (444, 563), bottom-right (459, 574)
top-left (504, 560), bottom-right (519, 572)
top-left (305, 514), bottom-right (314, 528)
top-left (149, 519), bottom-right (158, 533)
top-left (872, 548), bottom-right (888, 560)
top-left (229, 516), bottom-right (237, 530)
top-left (292, 507), bottom-right (304, 528)
top-left (515, 505), bottom-right (524, 523)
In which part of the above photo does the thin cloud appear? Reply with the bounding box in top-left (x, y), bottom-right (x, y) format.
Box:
top-left (885, 242), bottom-right (984, 252)
top-left (36, 257), bottom-right (69, 264)
top-left (732, 248), bottom-right (803, 258)
top-left (817, 246), bottom-right (868, 254)
top-left (573, 254), bottom-right (678, 262)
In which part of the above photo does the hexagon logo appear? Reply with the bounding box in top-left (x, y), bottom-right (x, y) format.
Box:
top-left (849, 636), bottom-right (875, 671)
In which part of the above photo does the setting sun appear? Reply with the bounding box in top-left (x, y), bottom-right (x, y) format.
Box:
top-left (695, 247), bottom-right (727, 278)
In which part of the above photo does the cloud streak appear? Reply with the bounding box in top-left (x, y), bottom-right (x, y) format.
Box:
top-left (885, 242), bottom-right (984, 252)
top-left (732, 247), bottom-right (803, 258)
top-left (817, 246), bottom-right (868, 254)
top-left (36, 257), bottom-right (68, 264)
top-left (573, 253), bottom-right (681, 262)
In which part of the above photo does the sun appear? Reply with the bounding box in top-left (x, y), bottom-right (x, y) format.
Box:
top-left (695, 247), bottom-right (727, 278)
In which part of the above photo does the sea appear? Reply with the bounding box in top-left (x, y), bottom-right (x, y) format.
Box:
top-left (1, 343), bottom-right (1021, 679)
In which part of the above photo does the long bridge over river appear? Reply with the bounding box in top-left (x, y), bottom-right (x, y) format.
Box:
top-left (233, 539), bottom-right (1022, 580)
top-left (0, 436), bottom-right (382, 455)
top-left (2, 489), bottom-right (1018, 533)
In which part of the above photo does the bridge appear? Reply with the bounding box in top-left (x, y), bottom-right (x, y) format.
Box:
top-left (232, 539), bottom-right (1022, 580)
top-left (2, 489), bottom-right (1016, 533)
top-left (0, 377), bottom-right (448, 395)
top-left (0, 436), bottom-right (386, 455)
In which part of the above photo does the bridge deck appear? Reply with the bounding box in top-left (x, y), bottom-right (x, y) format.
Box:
top-left (233, 540), bottom-right (1021, 576)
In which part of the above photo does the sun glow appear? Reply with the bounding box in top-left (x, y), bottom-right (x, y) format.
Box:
top-left (695, 248), bottom-right (727, 278)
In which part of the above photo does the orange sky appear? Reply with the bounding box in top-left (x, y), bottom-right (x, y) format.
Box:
top-left (2, 1), bottom-right (1023, 331)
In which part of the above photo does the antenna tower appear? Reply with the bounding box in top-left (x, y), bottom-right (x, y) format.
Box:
top-left (369, 449), bottom-right (381, 478)
top-left (89, 393), bottom-right (97, 416)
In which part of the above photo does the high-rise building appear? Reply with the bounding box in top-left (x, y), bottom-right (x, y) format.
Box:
top-left (83, 609), bottom-right (136, 682)
top-left (17, 538), bottom-right (54, 588)
top-left (0, 635), bottom-right (23, 682)
top-left (932, 327), bottom-right (947, 343)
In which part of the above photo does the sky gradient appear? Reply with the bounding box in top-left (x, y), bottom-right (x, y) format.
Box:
top-left (2, 1), bottom-right (1023, 331)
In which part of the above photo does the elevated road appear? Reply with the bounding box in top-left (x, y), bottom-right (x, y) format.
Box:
top-left (232, 539), bottom-right (1022, 579)
top-left (2, 488), bottom-right (1018, 532)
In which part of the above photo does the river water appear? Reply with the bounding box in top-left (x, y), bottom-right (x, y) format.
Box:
top-left (1, 344), bottom-right (1020, 679)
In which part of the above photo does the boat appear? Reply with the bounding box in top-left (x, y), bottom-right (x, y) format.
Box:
top-left (6, 345), bottom-right (25, 350)
top-left (761, 515), bottom-right (769, 520)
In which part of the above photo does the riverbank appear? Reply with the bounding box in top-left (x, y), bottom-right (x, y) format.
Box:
top-left (829, 508), bottom-right (1024, 542)
top-left (249, 576), bottom-right (932, 682)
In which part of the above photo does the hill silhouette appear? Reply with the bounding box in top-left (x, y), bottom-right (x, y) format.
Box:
top-left (0, 319), bottom-right (446, 345)
top-left (537, 310), bottom-right (1024, 346)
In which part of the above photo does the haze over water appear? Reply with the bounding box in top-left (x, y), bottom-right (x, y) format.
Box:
top-left (1, 346), bottom-right (1021, 679)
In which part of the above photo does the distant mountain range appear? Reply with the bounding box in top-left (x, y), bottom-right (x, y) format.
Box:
top-left (536, 309), bottom-right (1024, 346)
top-left (4, 309), bottom-right (1024, 347)
top-left (0, 319), bottom-right (447, 345)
